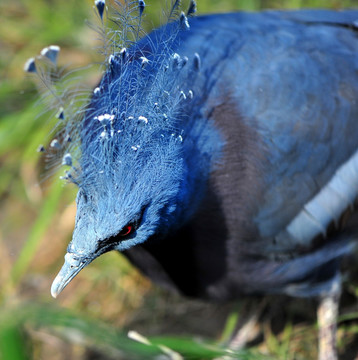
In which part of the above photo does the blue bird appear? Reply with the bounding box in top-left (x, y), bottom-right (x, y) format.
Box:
top-left (26, 1), bottom-right (358, 358)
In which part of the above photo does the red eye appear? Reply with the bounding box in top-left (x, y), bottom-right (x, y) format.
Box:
top-left (118, 224), bottom-right (133, 237)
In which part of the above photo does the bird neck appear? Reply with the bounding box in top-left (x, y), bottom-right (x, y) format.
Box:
top-left (169, 109), bottom-right (224, 232)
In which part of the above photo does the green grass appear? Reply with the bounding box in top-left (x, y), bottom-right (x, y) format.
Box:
top-left (1, 0), bottom-right (358, 359)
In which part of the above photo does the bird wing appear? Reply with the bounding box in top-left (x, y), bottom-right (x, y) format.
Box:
top-left (175, 10), bottom-right (358, 252)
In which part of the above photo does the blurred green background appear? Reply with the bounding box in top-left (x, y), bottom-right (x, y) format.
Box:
top-left (1, 0), bottom-right (358, 359)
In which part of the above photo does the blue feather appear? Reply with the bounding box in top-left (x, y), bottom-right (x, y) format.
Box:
top-left (25, 2), bottom-right (358, 305)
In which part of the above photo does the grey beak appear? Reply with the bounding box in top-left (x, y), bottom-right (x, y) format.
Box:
top-left (51, 252), bottom-right (91, 298)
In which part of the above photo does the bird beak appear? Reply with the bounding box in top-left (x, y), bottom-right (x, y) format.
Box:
top-left (51, 252), bottom-right (92, 298)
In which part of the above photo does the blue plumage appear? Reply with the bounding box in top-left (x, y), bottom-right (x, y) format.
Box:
top-left (26, 0), bottom-right (358, 317)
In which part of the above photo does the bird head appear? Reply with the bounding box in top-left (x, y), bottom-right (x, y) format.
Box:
top-left (46, 0), bottom-right (204, 298)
